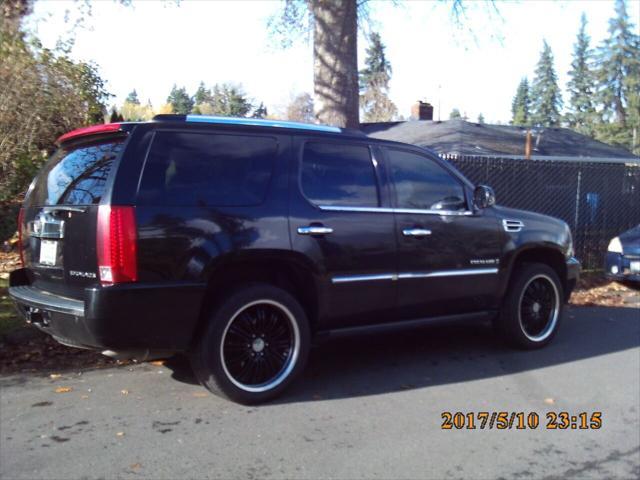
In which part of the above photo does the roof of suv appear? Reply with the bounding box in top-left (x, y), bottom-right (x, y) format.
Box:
top-left (152, 114), bottom-right (370, 140)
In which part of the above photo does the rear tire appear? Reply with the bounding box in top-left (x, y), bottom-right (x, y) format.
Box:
top-left (191, 284), bottom-right (310, 404)
top-left (496, 263), bottom-right (564, 350)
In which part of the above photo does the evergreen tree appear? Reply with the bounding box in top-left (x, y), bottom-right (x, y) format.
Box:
top-left (359, 32), bottom-right (392, 89)
top-left (359, 32), bottom-right (397, 122)
top-left (193, 81), bottom-right (212, 105)
top-left (125, 89), bottom-right (140, 105)
top-left (594, 0), bottom-right (640, 153)
top-left (530, 41), bottom-right (563, 127)
top-left (449, 108), bottom-right (461, 119)
top-left (477, 113), bottom-right (485, 124)
top-left (109, 107), bottom-right (121, 123)
top-left (211, 83), bottom-right (252, 117)
top-left (566, 13), bottom-right (596, 135)
top-left (166, 85), bottom-right (194, 115)
top-left (511, 78), bottom-right (531, 126)
top-left (252, 102), bottom-right (268, 119)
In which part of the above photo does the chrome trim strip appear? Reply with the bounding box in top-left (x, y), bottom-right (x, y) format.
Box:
top-left (398, 268), bottom-right (499, 279)
top-left (332, 268), bottom-right (498, 284)
top-left (332, 274), bottom-right (396, 284)
top-left (319, 205), bottom-right (474, 216)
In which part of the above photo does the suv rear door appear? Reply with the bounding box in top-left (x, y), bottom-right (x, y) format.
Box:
top-left (290, 138), bottom-right (397, 329)
top-left (20, 132), bottom-right (128, 299)
top-left (382, 146), bottom-right (503, 319)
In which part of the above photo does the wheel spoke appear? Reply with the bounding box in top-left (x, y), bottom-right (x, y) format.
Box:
top-left (222, 302), bottom-right (296, 389)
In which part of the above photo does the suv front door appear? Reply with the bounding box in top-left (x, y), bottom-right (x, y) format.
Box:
top-left (290, 139), bottom-right (397, 329)
top-left (383, 147), bottom-right (503, 320)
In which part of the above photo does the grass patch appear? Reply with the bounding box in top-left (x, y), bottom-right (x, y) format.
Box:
top-left (0, 277), bottom-right (24, 336)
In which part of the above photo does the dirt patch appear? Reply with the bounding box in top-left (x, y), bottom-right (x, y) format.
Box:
top-left (0, 335), bottom-right (129, 375)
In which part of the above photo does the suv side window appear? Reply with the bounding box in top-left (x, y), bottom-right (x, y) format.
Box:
top-left (138, 131), bottom-right (276, 207)
top-left (301, 142), bottom-right (379, 207)
top-left (386, 148), bottom-right (466, 211)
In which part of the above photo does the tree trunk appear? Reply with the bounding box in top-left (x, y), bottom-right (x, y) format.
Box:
top-left (311, 0), bottom-right (359, 129)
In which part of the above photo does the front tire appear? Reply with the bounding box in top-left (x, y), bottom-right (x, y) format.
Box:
top-left (191, 284), bottom-right (310, 404)
top-left (496, 263), bottom-right (564, 349)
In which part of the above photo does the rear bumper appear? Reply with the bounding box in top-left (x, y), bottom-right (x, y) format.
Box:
top-left (565, 257), bottom-right (580, 301)
top-left (9, 268), bottom-right (206, 352)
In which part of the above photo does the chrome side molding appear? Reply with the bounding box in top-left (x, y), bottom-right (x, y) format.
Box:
top-left (332, 268), bottom-right (498, 284)
top-left (318, 205), bottom-right (474, 216)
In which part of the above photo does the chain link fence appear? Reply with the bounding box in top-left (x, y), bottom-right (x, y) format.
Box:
top-left (443, 154), bottom-right (640, 270)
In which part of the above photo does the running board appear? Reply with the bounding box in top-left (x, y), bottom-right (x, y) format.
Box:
top-left (315, 310), bottom-right (496, 342)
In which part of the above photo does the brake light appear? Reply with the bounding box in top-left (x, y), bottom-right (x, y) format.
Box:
top-left (17, 207), bottom-right (25, 267)
top-left (57, 123), bottom-right (122, 145)
top-left (97, 205), bottom-right (137, 285)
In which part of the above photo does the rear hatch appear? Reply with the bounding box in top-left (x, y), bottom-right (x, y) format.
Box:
top-left (20, 130), bottom-right (128, 300)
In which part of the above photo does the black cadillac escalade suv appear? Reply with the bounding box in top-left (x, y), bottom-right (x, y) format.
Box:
top-left (10, 115), bottom-right (580, 404)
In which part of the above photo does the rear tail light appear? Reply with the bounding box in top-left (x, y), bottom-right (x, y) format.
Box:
top-left (97, 205), bottom-right (137, 285)
top-left (17, 207), bottom-right (25, 267)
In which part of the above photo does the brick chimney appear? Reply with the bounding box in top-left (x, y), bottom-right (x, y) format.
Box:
top-left (411, 101), bottom-right (434, 121)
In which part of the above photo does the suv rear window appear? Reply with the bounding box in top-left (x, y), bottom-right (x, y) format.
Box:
top-left (138, 132), bottom-right (276, 207)
top-left (301, 142), bottom-right (379, 207)
top-left (29, 139), bottom-right (124, 206)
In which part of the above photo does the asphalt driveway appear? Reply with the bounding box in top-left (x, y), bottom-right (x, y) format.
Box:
top-left (1, 305), bottom-right (639, 479)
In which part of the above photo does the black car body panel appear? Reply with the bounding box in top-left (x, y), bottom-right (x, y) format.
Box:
top-left (9, 117), bottom-right (580, 356)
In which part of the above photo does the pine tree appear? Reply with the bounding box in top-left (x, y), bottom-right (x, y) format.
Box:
top-left (109, 107), bottom-right (120, 123)
top-left (252, 102), bottom-right (268, 119)
top-left (193, 82), bottom-right (212, 105)
top-left (566, 14), bottom-right (596, 135)
top-left (125, 89), bottom-right (140, 105)
top-left (477, 113), bottom-right (485, 124)
top-left (594, 0), bottom-right (640, 153)
top-left (511, 78), bottom-right (531, 126)
top-left (359, 32), bottom-right (397, 122)
top-left (211, 84), bottom-right (252, 117)
top-left (166, 85), bottom-right (194, 115)
top-left (530, 41), bottom-right (563, 127)
top-left (449, 108), bottom-right (461, 119)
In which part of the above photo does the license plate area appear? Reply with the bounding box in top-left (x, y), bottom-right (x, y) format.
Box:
top-left (39, 240), bottom-right (58, 266)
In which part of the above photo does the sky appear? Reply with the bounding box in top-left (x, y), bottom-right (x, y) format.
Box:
top-left (26, 0), bottom-right (640, 124)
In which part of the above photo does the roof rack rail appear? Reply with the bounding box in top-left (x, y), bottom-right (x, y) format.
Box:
top-left (152, 114), bottom-right (342, 133)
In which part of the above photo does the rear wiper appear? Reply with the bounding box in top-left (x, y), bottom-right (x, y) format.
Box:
top-left (42, 206), bottom-right (87, 213)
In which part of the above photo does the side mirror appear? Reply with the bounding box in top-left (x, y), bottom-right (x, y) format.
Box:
top-left (473, 185), bottom-right (496, 209)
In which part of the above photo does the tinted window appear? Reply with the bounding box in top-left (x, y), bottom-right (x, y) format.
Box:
top-left (386, 149), bottom-right (466, 211)
top-left (138, 132), bottom-right (276, 207)
top-left (301, 142), bottom-right (378, 207)
top-left (29, 139), bottom-right (123, 206)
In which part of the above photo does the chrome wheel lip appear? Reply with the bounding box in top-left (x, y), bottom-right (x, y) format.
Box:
top-left (518, 274), bottom-right (560, 342)
top-left (220, 299), bottom-right (300, 393)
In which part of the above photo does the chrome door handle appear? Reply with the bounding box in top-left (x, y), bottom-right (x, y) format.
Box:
top-left (297, 225), bottom-right (334, 235)
top-left (402, 228), bottom-right (432, 237)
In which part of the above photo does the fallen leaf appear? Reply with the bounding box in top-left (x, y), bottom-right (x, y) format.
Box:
top-left (55, 387), bottom-right (72, 393)
top-left (130, 463), bottom-right (141, 470)
top-left (116, 432), bottom-right (125, 437)
top-left (544, 398), bottom-right (555, 405)
top-left (192, 392), bottom-right (208, 398)
top-left (80, 395), bottom-right (89, 400)
top-left (49, 374), bottom-right (61, 379)
top-left (121, 389), bottom-right (129, 395)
